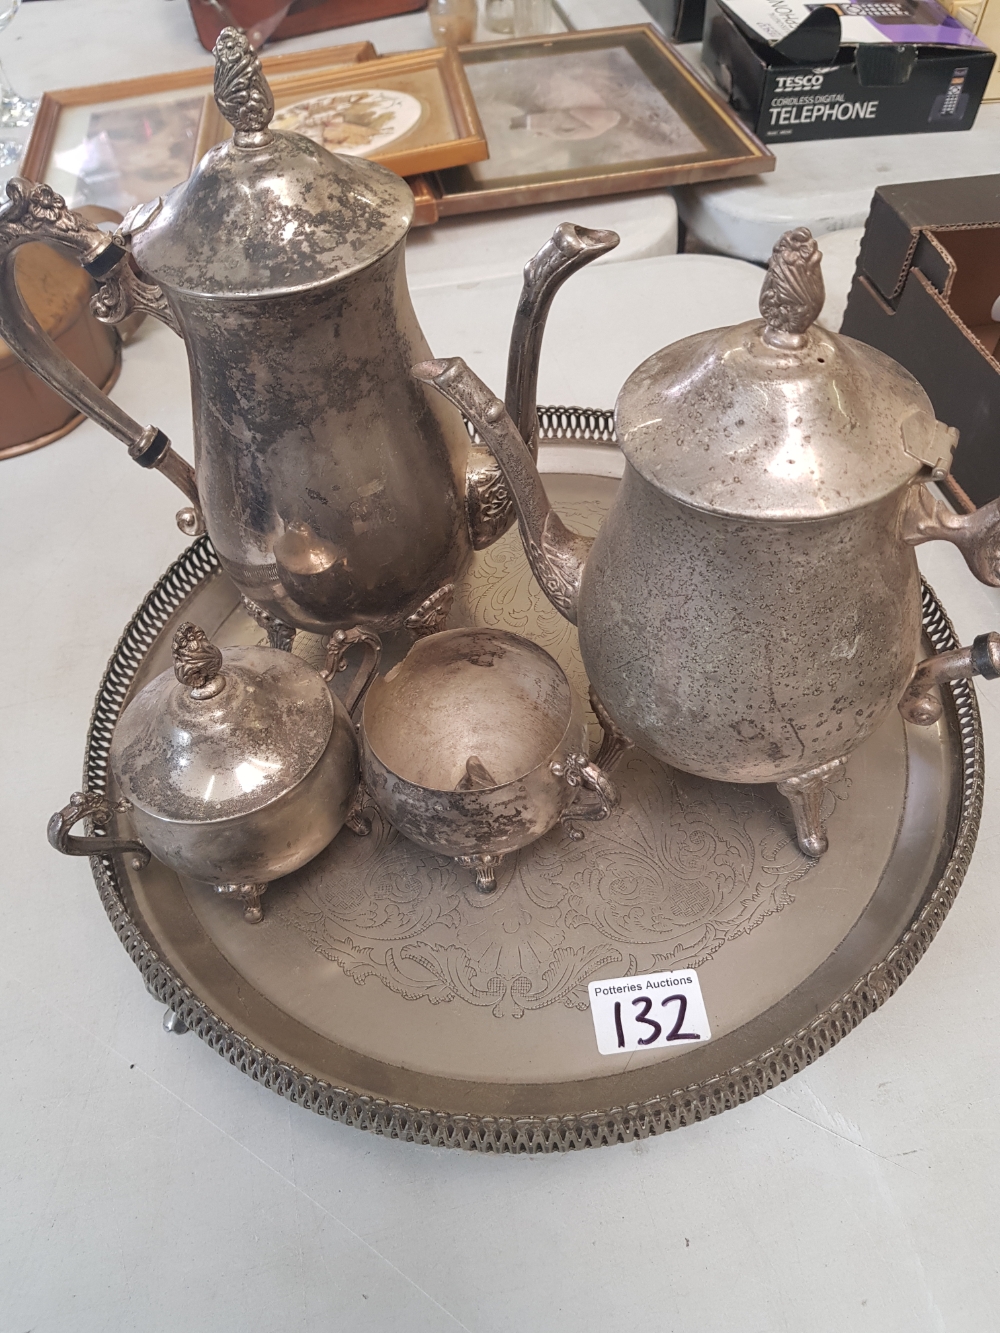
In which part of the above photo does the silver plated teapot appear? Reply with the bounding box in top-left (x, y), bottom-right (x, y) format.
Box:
top-left (48, 622), bottom-right (379, 922)
top-left (0, 29), bottom-right (612, 649)
top-left (415, 226), bottom-right (1000, 857)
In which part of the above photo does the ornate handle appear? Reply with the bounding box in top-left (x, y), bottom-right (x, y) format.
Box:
top-left (900, 483), bottom-right (1000, 587)
top-left (47, 791), bottom-right (150, 867)
top-left (552, 753), bottom-right (618, 837)
top-left (322, 627), bottom-right (383, 716)
top-left (0, 179), bottom-right (203, 535)
top-left (899, 631), bottom-right (1000, 725)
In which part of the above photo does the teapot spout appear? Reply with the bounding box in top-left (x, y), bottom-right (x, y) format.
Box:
top-left (413, 357), bottom-right (591, 626)
top-left (505, 222), bottom-right (619, 457)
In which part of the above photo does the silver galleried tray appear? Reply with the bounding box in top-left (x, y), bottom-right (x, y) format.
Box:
top-left (77, 408), bottom-right (982, 1153)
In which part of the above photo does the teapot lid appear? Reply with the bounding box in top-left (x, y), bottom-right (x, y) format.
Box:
top-left (110, 624), bottom-right (335, 823)
top-left (129, 28), bottom-right (413, 299)
top-left (615, 228), bottom-right (957, 521)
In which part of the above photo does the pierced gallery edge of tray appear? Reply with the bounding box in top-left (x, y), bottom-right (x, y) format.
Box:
top-left (81, 407), bottom-right (983, 1153)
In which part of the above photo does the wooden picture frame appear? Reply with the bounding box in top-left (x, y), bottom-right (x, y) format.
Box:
top-left (422, 25), bottom-right (774, 217)
top-left (18, 42), bottom-right (376, 215)
top-left (197, 47), bottom-right (488, 178)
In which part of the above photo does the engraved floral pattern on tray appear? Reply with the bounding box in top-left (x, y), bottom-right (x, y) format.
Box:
top-left (272, 484), bottom-right (836, 1017)
top-left (275, 756), bottom-right (819, 1018)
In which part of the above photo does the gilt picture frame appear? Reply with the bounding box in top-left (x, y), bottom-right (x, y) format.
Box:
top-left (197, 46), bottom-right (488, 179)
top-left (18, 42), bottom-right (376, 217)
top-left (425, 24), bottom-right (774, 216)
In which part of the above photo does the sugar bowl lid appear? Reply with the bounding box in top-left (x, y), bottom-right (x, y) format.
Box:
top-left (110, 624), bottom-right (335, 823)
top-left (615, 228), bottom-right (958, 521)
top-left (128, 28), bottom-right (414, 299)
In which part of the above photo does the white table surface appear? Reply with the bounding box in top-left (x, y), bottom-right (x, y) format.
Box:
top-left (6, 6), bottom-right (1000, 1333)
top-left (675, 47), bottom-right (1000, 262)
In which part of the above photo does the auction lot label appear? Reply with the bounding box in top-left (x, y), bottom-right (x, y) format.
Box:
top-left (588, 970), bottom-right (711, 1056)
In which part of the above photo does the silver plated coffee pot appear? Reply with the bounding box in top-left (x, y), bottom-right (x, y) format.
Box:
top-left (0, 29), bottom-right (612, 649)
top-left (48, 622), bottom-right (379, 922)
top-left (416, 226), bottom-right (1000, 857)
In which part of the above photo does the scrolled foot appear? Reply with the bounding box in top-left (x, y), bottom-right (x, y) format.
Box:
top-left (405, 583), bottom-right (455, 638)
top-left (241, 595), bottom-right (296, 652)
top-left (163, 1008), bottom-right (188, 1035)
top-left (589, 687), bottom-right (634, 773)
top-left (776, 756), bottom-right (847, 858)
top-left (214, 880), bottom-right (268, 923)
top-left (455, 853), bottom-right (503, 893)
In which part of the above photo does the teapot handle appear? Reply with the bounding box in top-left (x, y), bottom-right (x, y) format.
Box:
top-left (900, 482), bottom-right (1000, 586)
top-left (322, 627), bottom-right (383, 717)
top-left (899, 631), bottom-right (1000, 725)
top-left (47, 791), bottom-right (151, 868)
top-left (0, 179), bottom-right (203, 536)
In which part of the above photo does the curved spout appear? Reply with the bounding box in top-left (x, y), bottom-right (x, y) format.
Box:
top-left (505, 223), bottom-right (619, 457)
top-left (414, 357), bottom-right (592, 626)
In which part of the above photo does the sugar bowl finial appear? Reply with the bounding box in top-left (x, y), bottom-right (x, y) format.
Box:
top-left (212, 26), bottom-right (274, 147)
top-left (172, 623), bottom-right (226, 698)
top-left (759, 226), bottom-right (825, 349)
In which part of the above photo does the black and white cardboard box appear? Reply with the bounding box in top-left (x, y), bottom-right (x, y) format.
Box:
top-left (702, 0), bottom-right (995, 141)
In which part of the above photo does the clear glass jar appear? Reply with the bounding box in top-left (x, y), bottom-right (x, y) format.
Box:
top-left (428, 0), bottom-right (478, 45)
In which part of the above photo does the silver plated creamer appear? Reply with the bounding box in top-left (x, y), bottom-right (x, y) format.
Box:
top-left (416, 226), bottom-right (1000, 856)
top-left (0, 29), bottom-right (613, 646)
top-left (359, 628), bottom-right (617, 891)
top-left (48, 621), bottom-right (378, 922)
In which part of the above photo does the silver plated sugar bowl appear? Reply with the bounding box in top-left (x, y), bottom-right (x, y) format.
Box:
top-left (359, 628), bottom-right (618, 891)
top-left (416, 225), bottom-right (1000, 858)
top-left (48, 622), bottom-right (379, 922)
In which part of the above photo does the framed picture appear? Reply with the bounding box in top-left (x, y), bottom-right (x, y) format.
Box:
top-left (425, 24), bottom-right (774, 216)
top-left (198, 47), bottom-right (488, 178)
top-left (19, 42), bottom-right (376, 216)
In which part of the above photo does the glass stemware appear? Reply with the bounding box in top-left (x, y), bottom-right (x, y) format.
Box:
top-left (0, 0), bottom-right (38, 171)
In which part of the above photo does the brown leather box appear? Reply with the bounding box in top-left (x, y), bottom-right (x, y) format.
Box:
top-left (1, 242), bottom-right (119, 460)
top-left (188, 0), bottom-right (427, 53)
top-left (841, 174), bottom-right (1000, 507)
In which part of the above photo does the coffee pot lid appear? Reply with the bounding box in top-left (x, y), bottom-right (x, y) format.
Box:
top-left (128, 28), bottom-right (413, 299)
top-left (110, 624), bottom-right (335, 823)
top-left (615, 228), bottom-right (957, 521)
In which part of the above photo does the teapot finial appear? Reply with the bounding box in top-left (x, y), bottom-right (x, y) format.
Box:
top-left (213, 27), bottom-right (274, 147)
top-left (172, 623), bottom-right (226, 698)
top-left (759, 227), bottom-right (825, 349)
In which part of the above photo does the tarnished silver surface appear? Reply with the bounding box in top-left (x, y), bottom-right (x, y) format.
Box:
top-left (0, 43), bottom-right (611, 639)
top-left (51, 622), bottom-right (377, 921)
top-left (415, 227), bottom-right (1000, 855)
top-left (359, 628), bottom-right (617, 892)
top-left (69, 445), bottom-right (982, 1149)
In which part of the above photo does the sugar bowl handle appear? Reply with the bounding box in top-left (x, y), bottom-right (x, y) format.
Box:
top-left (0, 178), bottom-right (203, 535)
top-left (47, 791), bottom-right (151, 867)
top-left (899, 632), bottom-right (1000, 725)
top-left (322, 627), bottom-right (383, 716)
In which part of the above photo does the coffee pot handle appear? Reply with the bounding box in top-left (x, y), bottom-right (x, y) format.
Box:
top-left (899, 631), bottom-right (1000, 725)
top-left (322, 627), bottom-right (383, 716)
top-left (47, 791), bottom-right (150, 868)
top-left (0, 178), bottom-right (204, 536)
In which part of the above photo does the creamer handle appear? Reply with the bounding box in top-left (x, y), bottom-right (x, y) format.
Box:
top-left (0, 178), bottom-right (203, 535)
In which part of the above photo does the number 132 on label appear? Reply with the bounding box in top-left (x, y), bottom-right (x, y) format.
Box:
top-left (588, 969), bottom-right (712, 1055)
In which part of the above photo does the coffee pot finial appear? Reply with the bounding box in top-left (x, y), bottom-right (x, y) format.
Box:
top-left (172, 623), bottom-right (226, 698)
top-left (759, 226), bottom-right (825, 348)
top-left (213, 26), bottom-right (274, 146)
